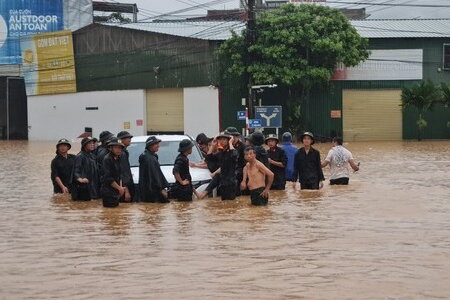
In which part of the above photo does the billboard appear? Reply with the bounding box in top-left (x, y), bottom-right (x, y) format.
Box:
top-left (21, 30), bottom-right (76, 95)
top-left (332, 49), bottom-right (423, 81)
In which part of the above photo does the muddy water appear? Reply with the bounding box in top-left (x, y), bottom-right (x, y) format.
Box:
top-left (0, 140), bottom-right (449, 299)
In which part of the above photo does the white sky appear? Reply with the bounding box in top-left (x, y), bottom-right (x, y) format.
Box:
top-left (101, 0), bottom-right (450, 20)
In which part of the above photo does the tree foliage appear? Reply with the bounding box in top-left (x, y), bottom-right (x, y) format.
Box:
top-left (401, 81), bottom-right (442, 140)
top-left (219, 4), bottom-right (370, 87)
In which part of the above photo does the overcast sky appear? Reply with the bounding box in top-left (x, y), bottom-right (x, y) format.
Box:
top-left (103, 0), bottom-right (450, 20)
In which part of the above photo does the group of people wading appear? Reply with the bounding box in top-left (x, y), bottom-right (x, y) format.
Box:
top-left (51, 127), bottom-right (359, 208)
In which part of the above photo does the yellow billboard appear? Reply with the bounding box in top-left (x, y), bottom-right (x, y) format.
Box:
top-left (21, 30), bottom-right (76, 95)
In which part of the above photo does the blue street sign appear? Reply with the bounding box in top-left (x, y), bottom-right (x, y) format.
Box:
top-left (237, 111), bottom-right (246, 121)
top-left (249, 119), bottom-right (263, 128)
top-left (254, 106), bottom-right (282, 128)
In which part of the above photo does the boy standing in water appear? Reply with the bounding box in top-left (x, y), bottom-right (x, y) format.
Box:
top-left (100, 138), bottom-right (130, 207)
top-left (292, 132), bottom-right (325, 190)
top-left (241, 147), bottom-right (274, 206)
top-left (321, 137), bottom-right (359, 185)
top-left (172, 139), bottom-right (198, 201)
top-left (265, 134), bottom-right (288, 190)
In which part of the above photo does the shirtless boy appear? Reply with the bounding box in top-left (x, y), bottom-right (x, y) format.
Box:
top-left (241, 147), bottom-right (274, 206)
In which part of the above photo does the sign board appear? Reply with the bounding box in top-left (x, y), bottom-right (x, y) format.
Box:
top-left (237, 111), bottom-right (246, 121)
top-left (0, 0), bottom-right (64, 64)
top-left (124, 121), bottom-right (130, 130)
top-left (249, 119), bottom-right (263, 129)
top-left (254, 106), bottom-right (282, 128)
top-left (332, 49), bottom-right (423, 81)
top-left (136, 119), bottom-right (143, 126)
top-left (330, 110), bottom-right (342, 119)
top-left (21, 30), bottom-right (76, 95)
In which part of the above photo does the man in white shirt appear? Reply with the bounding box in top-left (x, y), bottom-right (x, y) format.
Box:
top-left (322, 137), bottom-right (359, 185)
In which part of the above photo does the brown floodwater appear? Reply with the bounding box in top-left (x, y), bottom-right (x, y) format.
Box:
top-left (0, 140), bottom-right (449, 299)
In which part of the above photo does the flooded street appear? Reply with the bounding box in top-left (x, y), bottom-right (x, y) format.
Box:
top-left (0, 140), bottom-right (449, 299)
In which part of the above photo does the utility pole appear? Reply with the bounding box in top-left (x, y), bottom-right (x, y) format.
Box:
top-left (246, 0), bottom-right (256, 123)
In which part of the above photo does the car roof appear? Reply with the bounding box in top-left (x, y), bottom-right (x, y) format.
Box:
top-left (131, 135), bottom-right (194, 143)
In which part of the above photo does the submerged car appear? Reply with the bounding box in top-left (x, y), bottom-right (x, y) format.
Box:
top-left (127, 135), bottom-right (212, 199)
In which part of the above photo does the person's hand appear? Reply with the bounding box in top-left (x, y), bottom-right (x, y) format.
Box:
top-left (319, 181), bottom-right (324, 189)
top-left (240, 182), bottom-right (247, 191)
top-left (124, 190), bottom-right (131, 202)
top-left (161, 189), bottom-right (168, 199)
top-left (189, 161), bottom-right (196, 168)
top-left (62, 186), bottom-right (69, 194)
top-left (268, 158), bottom-right (273, 165)
top-left (181, 179), bottom-right (190, 185)
top-left (260, 189), bottom-right (269, 198)
top-left (210, 172), bottom-right (215, 178)
top-left (77, 178), bottom-right (89, 184)
top-left (229, 138), bottom-right (234, 150)
top-left (118, 186), bottom-right (125, 197)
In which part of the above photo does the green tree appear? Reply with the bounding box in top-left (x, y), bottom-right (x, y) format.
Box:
top-left (219, 4), bottom-right (369, 136)
top-left (440, 83), bottom-right (450, 133)
top-left (401, 81), bottom-right (442, 141)
top-left (106, 12), bottom-right (131, 24)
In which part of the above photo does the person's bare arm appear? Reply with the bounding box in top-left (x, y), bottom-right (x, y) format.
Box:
top-left (111, 181), bottom-right (125, 197)
top-left (240, 165), bottom-right (248, 191)
top-left (349, 159), bottom-right (360, 171)
top-left (321, 160), bottom-right (329, 168)
top-left (256, 161), bottom-right (274, 197)
top-left (210, 167), bottom-right (221, 178)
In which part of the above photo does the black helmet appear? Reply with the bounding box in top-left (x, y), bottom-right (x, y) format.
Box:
top-left (250, 132), bottom-right (264, 146)
top-left (117, 131), bottom-right (133, 139)
top-left (99, 131), bottom-right (114, 143)
top-left (178, 139), bottom-right (194, 153)
top-left (107, 137), bottom-right (125, 148)
top-left (56, 138), bottom-right (71, 150)
top-left (196, 133), bottom-right (212, 145)
top-left (145, 136), bottom-right (162, 149)
top-left (81, 137), bottom-right (95, 148)
top-left (224, 126), bottom-right (240, 136)
top-left (282, 132), bottom-right (292, 143)
top-left (300, 131), bottom-right (315, 145)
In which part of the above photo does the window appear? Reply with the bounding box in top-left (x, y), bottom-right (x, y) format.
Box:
top-left (443, 44), bottom-right (450, 70)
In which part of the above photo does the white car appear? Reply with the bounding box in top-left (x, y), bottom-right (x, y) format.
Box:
top-left (127, 135), bottom-right (212, 197)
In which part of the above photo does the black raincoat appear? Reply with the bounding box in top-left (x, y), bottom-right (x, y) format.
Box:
top-left (95, 146), bottom-right (109, 171)
top-left (51, 153), bottom-right (75, 193)
top-left (100, 153), bottom-right (123, 207)
top-left (120, 147), bottom-right (135, 200)
top-left (293, 147), bottom-right (325, 190)
top-left (71, 150), bottom-right (100, 200)
top-left (255, 145), bottom-right (269, 167)
top-left (139, 150), bottom-right (168, 202)
top-left (268, 146), bottom-right (288, 190)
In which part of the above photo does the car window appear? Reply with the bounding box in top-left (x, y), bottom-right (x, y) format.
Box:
top-left (128, 141), bottom-right (203, 167)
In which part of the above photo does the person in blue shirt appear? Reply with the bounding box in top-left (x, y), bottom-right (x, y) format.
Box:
top-left (280, 132), bottom-right (298, 182)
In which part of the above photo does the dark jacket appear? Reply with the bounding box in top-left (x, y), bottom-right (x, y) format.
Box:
top-left (50, 153), bottom-right (75, 193)
top-left (235, 140), bottom-right (246, 174)
top-left (172, 153), bottom-right (193, 200)
top-left (120, 148), bottom-right (133, 187)
top-left (95, 146), bottom-right (109, 171)
top-left (268, 146), bottom-right (288, 189)
top-left (255, 145), bottom-right (269, 167)
top-left (100, 153), bottom-right (122, 198)
top-left (215, 148), bottom-right (238, 186)
top-left (292, 147), bottom-right (325, 185)
top-left (71, 151), bottom-right (100, 200)
top-left (139, 150), bottom-right (168, 201)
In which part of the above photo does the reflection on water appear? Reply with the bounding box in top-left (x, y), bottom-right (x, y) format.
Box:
top-left (0, 140), bottom-right (449, 299)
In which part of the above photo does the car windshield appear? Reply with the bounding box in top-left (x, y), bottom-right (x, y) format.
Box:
top-left (128, 141), bottom-right (203, 167)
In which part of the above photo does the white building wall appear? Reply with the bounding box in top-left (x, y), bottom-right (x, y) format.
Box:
top-left (183, 86), bottom-right (219, 138)
top-left (28, 89), bottom-right (146, 141)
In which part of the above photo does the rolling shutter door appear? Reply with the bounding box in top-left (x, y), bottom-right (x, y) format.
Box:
top-left (146, 88), bottom-right (184, 133)
top-left (343, 89), bottom-right (402, 141)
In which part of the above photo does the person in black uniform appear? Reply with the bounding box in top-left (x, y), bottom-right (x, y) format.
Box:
top-left (265, 134), bottom-right (288, 190)
top-left (71, 137), bottom-right (100, 201)
top-left (138, 136), bottom-right (169, 203)
top-left (95, 130), bottom-right (114, 170)
top-left (172, 139), bottom-right (198, 201)
top-left (248, 132), bottom-right (269, 167)
top-left (292, 132), bottom-right (325, 190)
top-left (51, 138), bottom-right (75, 194)
top-left (191, 133), bottom-right (214, 170)
top-left (224, 126), bottom-right (246, 195)
top-left (199, 132), bottom-right (238, 200)
top-left (117, 131), bottom-right (135, 201)
top-left (100, 138), bottom-right (130, 208)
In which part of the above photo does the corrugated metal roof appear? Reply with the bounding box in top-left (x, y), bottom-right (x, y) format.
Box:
top-left (101, 21), bottom-right (245, 40)
top-left (101, 19), bottom-right (450, 41)
top-left (352, 19), bottom-right (450, 38)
